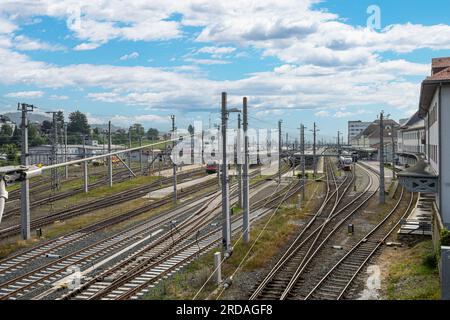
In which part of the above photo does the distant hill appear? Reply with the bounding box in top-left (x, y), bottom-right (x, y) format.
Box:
top-left (3, 112), bottom-right (51, 124)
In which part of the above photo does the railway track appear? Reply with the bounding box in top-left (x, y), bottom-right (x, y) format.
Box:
top-left (0, 168), bottom-right (205, 239)
top-left (250, 158), bottom-right (380, 300)
top-left (0, 165), bottom-right (286, 299)
top-left (304, 188), bottom-right (416, 300)
top-left (4, 166), bottom-right (147, 216)
top-left (58, 170), bottom-right (304, 300)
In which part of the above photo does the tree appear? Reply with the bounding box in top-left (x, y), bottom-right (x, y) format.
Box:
top-left (146, 128), bottom-right (159, 141)
top-left (0, 144), bottom-right (19, 164)
top-left (28, 122), bottom-right (46, 146)
top-left (67, 111), bottom-right (90, 135)
top-left (188, 124), bottom-right (194, 135)
top-left (41, 120), bottom-right (53, 134)
top-left (67, 111), bottom-right (90, 144)
top-left (129, 123), bottom-right (145, 141)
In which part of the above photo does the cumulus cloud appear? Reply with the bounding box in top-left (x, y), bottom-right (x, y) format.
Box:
top-left (119, 52), bottom-right (139, 61)
top-left (195, 46), bottom-right (236, 58)
top-left (0, 0), bottom-right (447, 118)
top-left (5, 90), bottom-right (44, 98)
top-left (315, 111), bottom-right (330, 117)
top-left (13, 35), bottom-right (65, 51)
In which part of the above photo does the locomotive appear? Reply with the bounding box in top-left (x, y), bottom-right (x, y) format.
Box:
top-left (338, 156), bottom-right (353, 171)
top-left (206, 161), bottom-right (219, 174)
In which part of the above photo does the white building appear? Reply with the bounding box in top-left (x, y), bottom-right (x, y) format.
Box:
top-left (397, 111), bottom-right (425, 167)
top-left (416, 57), bottom-right (450, 229)
top-left (348, 120), bottom-right (371, 145)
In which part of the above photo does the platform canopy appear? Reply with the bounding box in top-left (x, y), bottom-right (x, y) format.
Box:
top-left (397, 154), bottom-right (438, 193)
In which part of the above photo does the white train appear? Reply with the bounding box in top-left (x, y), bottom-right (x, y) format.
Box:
top-left (338, 156), bottom-right (353, 171)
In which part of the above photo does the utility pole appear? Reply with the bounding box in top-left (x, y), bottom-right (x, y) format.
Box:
top-left (242, 97), bottom-right (250, 244)
top-left (237, 113), bottom-right (243, 208)
top-left (278, 120), bottom-right (282, 184)
top-left (312, 122), bottom-right (318, 178)
top-left (391, 130), bottom-right (396, 180)
top-left (64, 123), bottom-right (68, 180)
top-left (337, 130), bottom-right (341, 154)
top-left (301, 124), bottom-right (306, 201)
top-left (108, 121), bottom-right (113, 187)
top-left (139, 136), bottom-right (143, 175)
top-left (379, 111), bottom-right (385, 204)
top-left (19, 103), bottom-right (33, 240)
top-left (171, 115), bottom-right (177, 205)
top-left (46, 111), bottom-right (59, 191)
top-left (82, 134), bottom-right (88, 193)
top-left (221, 92), bottom-right (231, 255)
top-left (128, 128), bottom-right (132, 179)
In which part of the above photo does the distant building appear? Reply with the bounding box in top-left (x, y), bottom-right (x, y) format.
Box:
top-left (348, 120), bottom-right (371, 145)
top-left (397, 111), bottom-right (425, 166)
top-left (29, 144), bottom-right (125, 165)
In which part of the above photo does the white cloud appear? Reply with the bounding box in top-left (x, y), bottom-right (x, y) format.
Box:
top-left (119, 52), bottom-right (140, 61)
top-left (13, 35), bottom-right (65, 51)
top-left (184, 58), bottom-right (230, 65)
top-left (315, 111), bottom-right (330, 117)
top-left (5, 90), bottom-right (44, 98)
top-left (50, 94), bottom-right (69, 100)
top-left (195, 46), bottom-right (236, 58)
top-left (74, 42), bottom-right (101, 51)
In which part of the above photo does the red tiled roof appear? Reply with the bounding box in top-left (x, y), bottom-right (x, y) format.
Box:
top-left (427, 66), bottom-right (450, 81)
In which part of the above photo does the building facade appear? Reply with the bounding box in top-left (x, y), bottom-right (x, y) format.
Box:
top-left (417, 57), bottom-right (450, 228)
top-left (348, 120), bottom-right (371, 145)
top-left (397, 111), bottom-right (425, 166)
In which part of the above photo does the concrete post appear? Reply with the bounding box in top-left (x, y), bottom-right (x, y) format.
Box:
top-left (379, 111), bottom-right (385, 204)
top-left (214, 251), bottom-right (222, 284)
top-left (278, 120), bottom-right (282, 184)
top-left (108, 121), bottom-right (113, 187)
top-left (237, 113), bottom-right (243, 208)
top-left (313, 122), bottom-right (317, 178)
top-left (221, 92), bottom-right (231, 254)
top-left (19, 103), bottom-right (33, 240)
top-left (82, 135), bottom-right (88, 193)
top-left (139, 136), bottom-right (143, 175)
top-left (128, 129), bottom-right (132, 180)
top-left (64, 123), bottom-right (68, 180)
top-left (243, 97), bottom-right (250, 244)
top-left (171, 115), bottom-right (177, 205)
top-left (301, 124), bottom-right (306, 201)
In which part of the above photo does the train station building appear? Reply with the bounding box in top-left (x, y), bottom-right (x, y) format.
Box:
top-left (398, 57), bottom-right (450, 299)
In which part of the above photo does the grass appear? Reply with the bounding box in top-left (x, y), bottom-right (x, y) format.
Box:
top-left (385, 240), bottom-right (440, 300)
top-left (143, 180), bottom-right (323, 300)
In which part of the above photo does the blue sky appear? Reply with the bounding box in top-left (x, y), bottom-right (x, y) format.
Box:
top-left (1, 1), bottom-right (450, 142)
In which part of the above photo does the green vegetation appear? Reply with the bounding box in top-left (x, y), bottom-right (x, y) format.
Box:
top-left (386, 241), bottom-right (440, 300)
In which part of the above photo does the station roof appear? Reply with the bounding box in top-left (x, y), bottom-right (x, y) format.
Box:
top-left (397, 154), bottom-right (437, 178)
top-left (419, 57), bottom-right (450, 118)
top-left (399, 111), bottom-right (424, 131)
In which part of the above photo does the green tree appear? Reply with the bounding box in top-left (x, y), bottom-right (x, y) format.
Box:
top-left (28, 122), bottom-right (46, 146)
top-left (67, 111), bottom-right (90, 144)
top-left (67, 111), bottom-right (90, 135)
top-left (129, 123), bottom-right (145, 141)
top-left (0, 144), bottom-right (19, 164)
top-left (188, 124), bottom-right (194, 135)
top-left (146, 128), bottom-right (159, 141)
